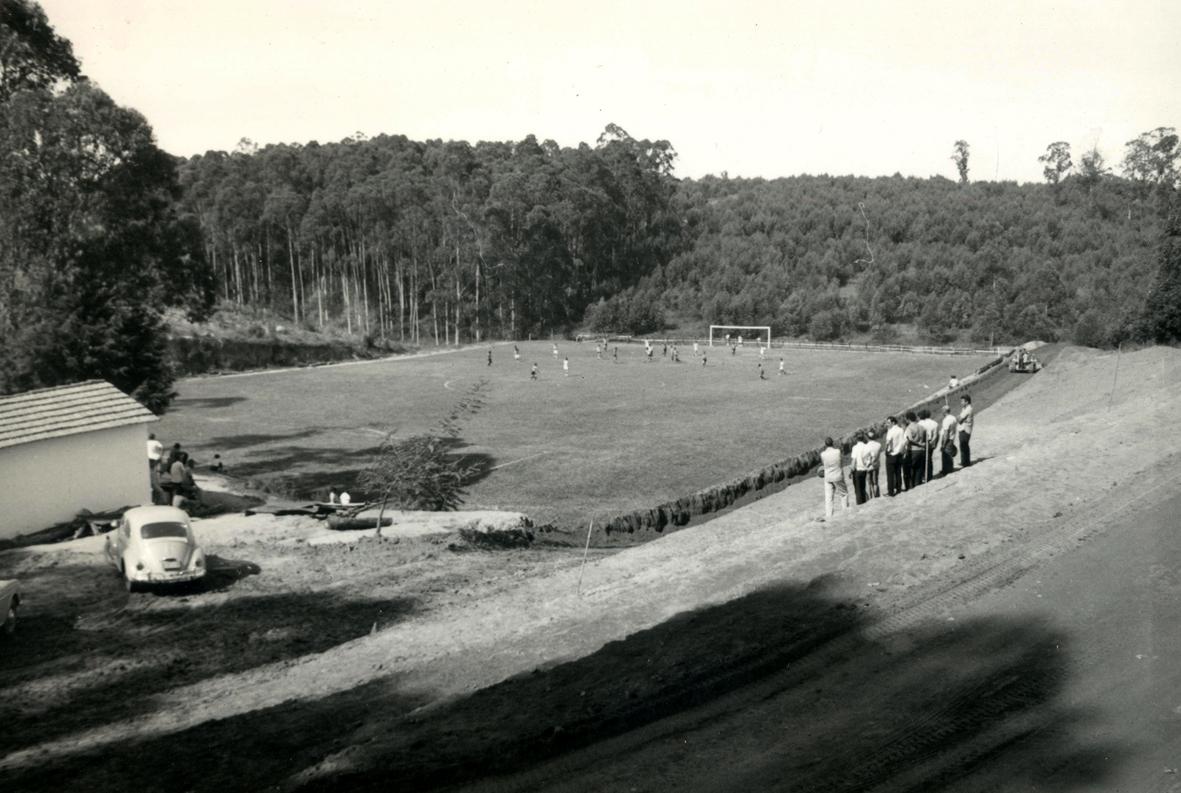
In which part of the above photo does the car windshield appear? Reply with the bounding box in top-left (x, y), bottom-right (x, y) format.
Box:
top-left (140, 522), bottom-right (188, 540)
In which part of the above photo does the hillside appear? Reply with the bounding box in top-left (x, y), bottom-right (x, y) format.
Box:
top-left (3, 345), bottom-right (1179, 791)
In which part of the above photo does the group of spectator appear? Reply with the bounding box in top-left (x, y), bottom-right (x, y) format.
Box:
top-left (820, 393), bottom-right (974, 518)
top-left (146, 433), bottom-right (201, 508)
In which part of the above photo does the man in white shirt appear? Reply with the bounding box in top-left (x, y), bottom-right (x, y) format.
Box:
top-left (146, 433), bottom-right (164, 504)
top-left (919, 408), bottom-right (941, 483)
top-left (958, 394), bottom-right (974, 467)
top-left (819, 437), bottom-right (849, 518)
top-left (937, 405), bottom-right (959, 477)
top-left (849, 432), bottom-right (870, 505)
top-left (863, 429), bottom-right (883, 498)
top-left (883, 416), bottom-right (906, 496)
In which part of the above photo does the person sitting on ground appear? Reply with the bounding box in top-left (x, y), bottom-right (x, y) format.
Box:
top-left (819, 437), bottom-right (849, 519)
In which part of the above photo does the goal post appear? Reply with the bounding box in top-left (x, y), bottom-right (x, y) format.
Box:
top-left (708, 325), bottom-right (771, 347)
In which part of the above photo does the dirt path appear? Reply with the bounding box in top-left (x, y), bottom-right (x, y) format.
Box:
top-left (1, 346), bottom-right (1178, 792)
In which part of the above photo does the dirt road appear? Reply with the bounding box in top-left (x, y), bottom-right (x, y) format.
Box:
top-left (1, 346), bottom-right (1178, 792)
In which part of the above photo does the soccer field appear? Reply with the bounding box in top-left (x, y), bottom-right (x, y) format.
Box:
top-left (156, 341), bottom-right (996, 535)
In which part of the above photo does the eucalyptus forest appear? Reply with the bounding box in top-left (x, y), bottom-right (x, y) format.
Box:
top-left (2, 0), bottom-right (1180, 414)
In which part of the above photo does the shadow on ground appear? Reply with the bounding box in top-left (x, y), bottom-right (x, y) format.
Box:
top-left (0, 558), bottom-right (416, 759)
top-left (171, 396), bottom-right (250, 410)
top-left (0, 576), bottom-right (1121, 793)
top-left (226, 439), bottom-right (496, 503)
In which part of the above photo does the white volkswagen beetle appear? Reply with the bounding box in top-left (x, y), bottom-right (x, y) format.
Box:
top-left (105, 506), bottom-right (206, 592)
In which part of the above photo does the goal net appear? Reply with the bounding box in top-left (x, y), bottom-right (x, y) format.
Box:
top-left (708, 325), bottom-right (771, 347)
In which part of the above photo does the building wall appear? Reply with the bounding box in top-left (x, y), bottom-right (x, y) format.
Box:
top-left (0, 425), bottom-right (150, 539)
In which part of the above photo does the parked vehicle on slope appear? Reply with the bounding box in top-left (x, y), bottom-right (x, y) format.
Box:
top-left (104, 506), bottom-right (206, 592)
top-left (1, 579), bottom-right (19, 636)
top-left (1008, 348), bottom-right (1042, 373)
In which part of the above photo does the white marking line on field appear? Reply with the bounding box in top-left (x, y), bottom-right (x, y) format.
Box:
top-left (490, 452), bottom-right (548, 471)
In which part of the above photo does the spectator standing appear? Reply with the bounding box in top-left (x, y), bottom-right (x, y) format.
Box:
top-left (147, 433), bottom-right (164, 504)
top-left (850, 432), bottom-right (870, 505)
top-left (958, 394), bottom-right (974, 467)
top-left (919, 409), bottom-right (940, 482)
top-left (169, 452), bottom-right (188, 507)
top-left (884, 416), bottom-right (906, 496)
top-left (146, 433), bottom-right (163, 471)
top-left (820, 437), bottom-right (849, 518)
top-left (864, 430), bottom-right (882, 498)
top-left (904, 410), bottom-right (926, 487)
top-left (938, 405), bottom-right (959, 477)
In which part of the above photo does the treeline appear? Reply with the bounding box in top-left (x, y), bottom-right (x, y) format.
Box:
top-left (182, 128), bottom-right (1179, 350)
top-left (608, 169), bottom-right (1174, 347)
top-left (176, 124), bottom-right (681, 344)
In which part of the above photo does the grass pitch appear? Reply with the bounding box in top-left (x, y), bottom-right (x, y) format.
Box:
top-left (156, 341), bottom-right (995, 535)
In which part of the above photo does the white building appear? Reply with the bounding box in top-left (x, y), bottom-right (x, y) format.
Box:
top-left (0, 381), bottom-right (158, 539)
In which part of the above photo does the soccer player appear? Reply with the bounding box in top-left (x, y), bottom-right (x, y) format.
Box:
top-left (758, 362), bottom-right (766, 380)
top-left (693, 341), bottom-right (700, 356)
top-left (513, 344), bottom-right (521, 362)
top-left (530, 362), bottom-right (538, 380)
top-left (563, 356), bottom-right (570, 376)
top-left (701, 351), bottom-right (708, 366)
top-left (778, 357), bottom-right (786, 375)
top-left (613, 346), bottom-right (619, 363)
top-left (552, 342), bottom-right (559, 359)
top-left (646, 346), bottom-right (654, 363)
top-left (487, 347), bottom-right (492, 366)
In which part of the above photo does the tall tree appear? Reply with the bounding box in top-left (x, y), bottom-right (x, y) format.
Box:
top-left (0, 0), bottom-right (77, 100)
top-left (951, 140), bottom-right (970, 184)
top-left (1122, 127), bottom-right (1179, 190)
top-left (1038, 141), bottom-right (1072, 185)
top-left (1140, 200), bottom-right (1181, 343)
top-left (0, 1), bottom-right (212, 411)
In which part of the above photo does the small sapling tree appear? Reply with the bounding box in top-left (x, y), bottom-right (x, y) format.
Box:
top-left (358, 381), bottom-right (488, 536)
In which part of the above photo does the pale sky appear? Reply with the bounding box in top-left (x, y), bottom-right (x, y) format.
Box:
top-left (37, 0), bottom-right (1181, 182)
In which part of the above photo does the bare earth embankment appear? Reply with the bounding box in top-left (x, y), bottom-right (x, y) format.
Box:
top-left (1, 345), bottom-right (1179, 792)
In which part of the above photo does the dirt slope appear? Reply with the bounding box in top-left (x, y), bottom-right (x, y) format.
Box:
top-left (1, 345), bottom-right (1179, 793)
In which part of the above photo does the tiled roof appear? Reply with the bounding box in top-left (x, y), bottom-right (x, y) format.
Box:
top-left (0, 380), bottom-right (157, 451)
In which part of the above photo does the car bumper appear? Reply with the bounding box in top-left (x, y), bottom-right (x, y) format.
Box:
top-left (129, 569), bottom-right (206, 585)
